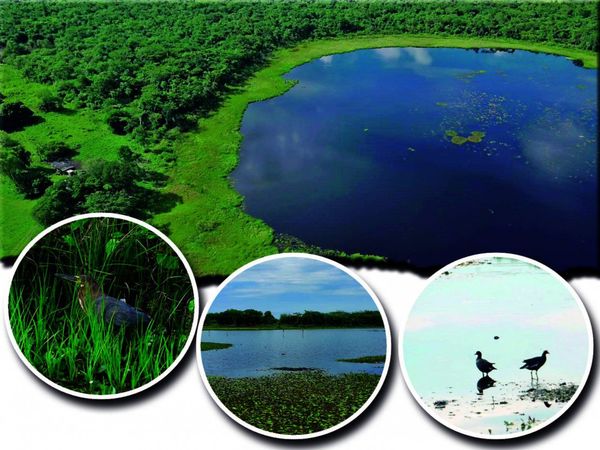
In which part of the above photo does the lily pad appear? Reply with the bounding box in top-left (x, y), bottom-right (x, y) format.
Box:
top-left (451, 135), bottom-right (468, 145)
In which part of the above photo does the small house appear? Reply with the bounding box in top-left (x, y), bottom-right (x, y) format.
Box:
top-left (50, 160), bottom-right (79, 176)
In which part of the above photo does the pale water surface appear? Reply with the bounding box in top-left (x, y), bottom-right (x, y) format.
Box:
top-left (403, 257), bottom-right (591, 435)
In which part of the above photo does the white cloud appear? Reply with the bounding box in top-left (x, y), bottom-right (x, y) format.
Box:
top-left (375, 47), bottom-right (402, 60)
top-left (226, 258), bottom-right (360, 298)
top-left (374, 47), bottom-right (432, 65)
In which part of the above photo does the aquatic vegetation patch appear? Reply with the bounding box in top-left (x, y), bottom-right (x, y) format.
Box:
top-left (519, 383), bottom-right (578, 403)
top-left (207, 372), bottom-right (380, 434)
top-left (201, 342), bottom-right (233, 351)
top-left (451, 135), bottom-right (469, 145)
top-left (467, 131), bottom-right (486, 143)
top-left (504, 416), bottom-right (538, 432)
top-left (447, 130), bottom-right (486, 145)
top-left (457, 69), bottom-right (487, 81)
top-left (337, 355), bottom-right (385, 363)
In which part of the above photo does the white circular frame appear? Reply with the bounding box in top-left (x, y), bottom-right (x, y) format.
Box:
top-left (398, 252), bottom-right (594, 440)
top-left (4, 212), bottom-right (200, 400)
top-left (197, 252), bottom-right (392, 439)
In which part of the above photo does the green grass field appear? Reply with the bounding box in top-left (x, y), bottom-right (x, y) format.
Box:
top-left (208, 371), bottom-right (381, 434)
top-left (2, 35), bottom-right (597, 275)
top-left (0, 64), bottom-right (141, 256)
top-left (8, 217), bottom-right (195, 395)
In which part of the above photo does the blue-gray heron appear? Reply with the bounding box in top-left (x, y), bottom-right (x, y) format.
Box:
top-left (56, 274), bottom-right (151, 328)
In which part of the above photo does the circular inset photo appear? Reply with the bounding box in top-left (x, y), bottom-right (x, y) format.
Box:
top-left (198, 254), bottom-right (391, 439)
top-left (401, 253), bottom-right (593, 439)
top-left (5, 213), bottom-right (199, 399)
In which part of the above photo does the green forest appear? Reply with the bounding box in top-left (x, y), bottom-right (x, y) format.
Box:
top-left (1, 0), bottom-right (597, 276)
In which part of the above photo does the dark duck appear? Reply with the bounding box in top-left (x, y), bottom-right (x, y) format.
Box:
top-left (520, 350), bottom-right (549, 379)
top-left (475, 351), bottom-right (496, 376)
top-left (57, 274), bottom-right (151, 328)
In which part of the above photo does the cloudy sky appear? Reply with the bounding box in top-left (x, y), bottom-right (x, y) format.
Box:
top-left (210, 257), bottom-right (378, 317)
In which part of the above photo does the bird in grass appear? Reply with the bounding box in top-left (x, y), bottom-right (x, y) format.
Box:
top-left (520, 350), bottom-right (549, 379)
top-left (475, 351), bottom-right (496, 376)
top-left (56, 274), bottom-right (151, 329)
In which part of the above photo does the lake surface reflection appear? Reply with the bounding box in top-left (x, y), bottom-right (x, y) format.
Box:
top-left (234, 48), bottom-right (598, 272)
top-left (201, 328), bottom-right (386, 377)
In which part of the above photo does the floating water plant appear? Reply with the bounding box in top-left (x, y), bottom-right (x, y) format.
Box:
top-left (451, 135), bottom-right (469, 145)
top-left (457, 69), bottom-right (487, 81)
top-left (447, 130), bottom-right (486, 145)
top-left (337, 355), bottom-right (386, 363)
top-left (467, 131), bottom-right (486, 143)
top-left (208, 371), bottom-right (380, 434)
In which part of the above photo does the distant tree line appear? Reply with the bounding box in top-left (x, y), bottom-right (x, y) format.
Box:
top-left (0, 1), bottom-right (596, 142)
top-left (205, 308), bottom-right (384, 328)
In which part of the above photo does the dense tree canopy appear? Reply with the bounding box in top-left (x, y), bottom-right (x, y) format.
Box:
top-left (205, 308), bottom-right (384, 327)
top-left (0, 134), bottom-right (51, 198)
top-left (0, 100), bottom-right (37, 132)
top-left (1, 1), bottom-right (596, 142)
top-left (33, 154), bottom-right (165, 225)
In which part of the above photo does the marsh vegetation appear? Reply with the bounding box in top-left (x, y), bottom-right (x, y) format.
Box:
top-left (208, 371), bottom-right (380, 435)
top-left (8, 217), bottom-right (195, 395)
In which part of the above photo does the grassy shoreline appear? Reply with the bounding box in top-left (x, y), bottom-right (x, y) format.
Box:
top-left (200, 342), bottom-right (233, 351)
top-left (152, 35), bottom-right (597, 276)
top-left (3, 35), bottom-right (597, 275)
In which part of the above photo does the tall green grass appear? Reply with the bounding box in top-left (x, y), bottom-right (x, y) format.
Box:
top-left (8, 217), bottom-right (195, 395)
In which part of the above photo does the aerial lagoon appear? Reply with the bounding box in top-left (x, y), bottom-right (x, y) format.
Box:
top-left (234, 48), bottom-right (597, 272)
top-left (402, 255), bottom-right (593, 438)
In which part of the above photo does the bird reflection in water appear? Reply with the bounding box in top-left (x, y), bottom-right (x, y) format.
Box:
top-left (476, 375), bottom-right (496, 395)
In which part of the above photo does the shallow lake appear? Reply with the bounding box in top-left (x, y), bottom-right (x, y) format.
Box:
top-left (201, 328), bottom-right (386, 377)
top-left (403, 256), bottom-right (591, 436)
top-left (233, 48), bottom-right (598, 272)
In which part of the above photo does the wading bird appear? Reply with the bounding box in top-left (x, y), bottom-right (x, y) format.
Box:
top-left (520, 350), bottom-right (549, 379)
top-left (56, 274), bottom-right (151, 329)
top-left (475, 351), bottom-right (496, 376)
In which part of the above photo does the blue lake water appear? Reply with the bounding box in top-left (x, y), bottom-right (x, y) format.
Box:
top-left (233, 48), bottom-right (598, 273)
top-left (201, 328), bottom-right (387, 377)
